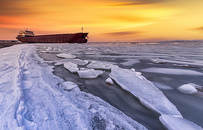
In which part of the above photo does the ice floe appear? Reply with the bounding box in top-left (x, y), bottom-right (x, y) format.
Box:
top-left (121, 59), bottom-right (140, 66)
top-left (87, 61), bottom-right (118, 70)
top-left (64, 62), bottom-right (79, 73)
top-left (57, 53), bottom-right (76, 59)
top-left (141, 67), bottom-right (203, 75)
top-left (109, 67), bottom-right (182, 117)
top-left (77, 68), bottom-right (103, 79)
top-left (55, 59), bottom-right (88, 66)
top-left (105, 78), bottom-right (114, 85)
top-left (159, 115), bottom-right (203, 130)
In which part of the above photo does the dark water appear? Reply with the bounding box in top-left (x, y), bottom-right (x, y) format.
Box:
top-left (37, 42), bottom-right (203, 129)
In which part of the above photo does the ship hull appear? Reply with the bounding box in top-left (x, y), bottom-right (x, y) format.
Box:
top-left (16, 33), bottom-right (88, 43)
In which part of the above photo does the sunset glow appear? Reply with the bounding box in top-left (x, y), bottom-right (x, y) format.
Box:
top-left (1, 0), bottom-right (203, 42)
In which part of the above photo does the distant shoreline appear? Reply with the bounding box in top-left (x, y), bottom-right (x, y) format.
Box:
top-left (0, 40), bottom-right (21, 48)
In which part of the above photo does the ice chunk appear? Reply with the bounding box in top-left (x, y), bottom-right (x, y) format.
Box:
top-left (57, 53), bottom-right (76, 59)
top-left (178, 83), bottom-right (198, 94)
top-left (87, 61), bottom-right (118, 70)
top-left (106, 77), bottom-right (114, 85)
top-left (131, 68), bottom-right (135, 71)
top-left (109, 67), bottom-right (182, 117)
top-left (64, 62), bottom-right (79, 73)
top-left (73, 59), bottom-right (88, 65)
top-left (151, 58), bottom-right (166, 64)
top-left (141, 67), bottom-right (203, 76)
top-left (159, 115), bottom-right (203, 130)
top-left (55, 59), bottom-right (88, 66)
top-left (77, 69), bottom-right (103, 79)
top-left (121, 59), bottom-right (140, 66)
top-left (60, 81), bottom-right (79, 91)
top-left (135, 71), bottom-right (144, 80)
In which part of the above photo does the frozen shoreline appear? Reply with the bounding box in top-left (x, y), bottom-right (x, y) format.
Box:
top-left (0, 44), bottom-right (146, 129)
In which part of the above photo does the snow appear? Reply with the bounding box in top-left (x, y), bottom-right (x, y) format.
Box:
top-left (141, 67), bottom-right (203, 75)
top-left (87, 61), bottom-right (118, 70)
top-left (63, 62), bottom-right (79, 73)
top-left (57, 53), bottom-right (76, 59)
top-left (109, 67), bottom-right (182, 117)
top-left (159, 115), bottom-right (203, 130)
top-left (77, 69), bottom-right (103, 79)
top-left (105, 78), bottom-right (114, 85)
top-left (178, 83), bottom-right (198, 94)
top-left (0, 44), bottom-right (147, 129)
top-left (60, 81), bottom-right (79, 91)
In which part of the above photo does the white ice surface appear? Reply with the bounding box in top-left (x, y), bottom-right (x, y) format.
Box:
top-left (0, 44), bottom-right (147, 130)
top-left (87, 61), bottom-right (118, 70)
top-left (159, 115), bottom-right (203, 130)
top-left (77, 69), bottom-right (103, 79)
top-left (141, 67), bottom-right (203, 75)
top-left (178, 83), bottom-right (198, 94)
top-left (63, 62), bottom-right (79, 73)
top-left (57, 53), bottom-right (76, 59)
top-left (109, 67), bottom-right (182, 117)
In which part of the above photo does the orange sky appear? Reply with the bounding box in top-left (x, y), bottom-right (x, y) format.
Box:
top-left (0, 0), bottom-right (203, 42)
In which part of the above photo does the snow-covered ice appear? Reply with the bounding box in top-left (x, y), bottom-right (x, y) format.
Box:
top-left (77, 69), bottom-right (103, 79)
top-left (109, 67), bottom-right (182, 117)
top-left (159, 115), bottom-right (203, 130)
top-left (63, 62), bottom-right (79, 73)
top-left (87, 61), bottom-right (118, 70)
top-left (57, 53), bottom-right (76, 59)
top-left (141, 67), bottom-right (203, 75)
top-left (0, 44), bottom-right (147, 130)
top-left (178, 83), bottom-right (198, 94)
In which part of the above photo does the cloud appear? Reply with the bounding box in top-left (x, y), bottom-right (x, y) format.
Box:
top-left (111, 2), bottom-right (147, 6)
top-left (0, 0), bottom-right (25, 16)
top-left (104, 31), bottom-right (144, 36)
top-left (109, 15), bottom-right (152, 23)
top-left (193, 26), bottom-right (203, 31)
top-left (0, 0), bottom-right (47, 16)
top-left (110, 0), bottom-right (165, 6)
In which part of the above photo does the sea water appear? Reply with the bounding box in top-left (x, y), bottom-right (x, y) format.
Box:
top-left (38, 42), bottom-right (203, 129)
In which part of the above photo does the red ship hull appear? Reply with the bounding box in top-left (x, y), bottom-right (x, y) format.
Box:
top-left (16, 33), bottom-right (88, 43)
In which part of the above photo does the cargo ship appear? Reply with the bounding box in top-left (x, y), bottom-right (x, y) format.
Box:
top-left (16, 29), bottom-right (88, 43)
